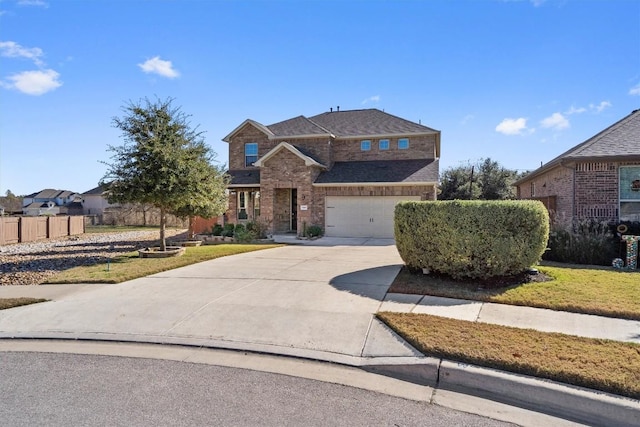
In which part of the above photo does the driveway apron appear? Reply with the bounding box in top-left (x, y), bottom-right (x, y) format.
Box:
top-left (0, 240), bottom-right (422, 362)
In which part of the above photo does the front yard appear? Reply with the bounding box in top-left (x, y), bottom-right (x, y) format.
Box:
top-left (389, 262), bottom-right (640, 320)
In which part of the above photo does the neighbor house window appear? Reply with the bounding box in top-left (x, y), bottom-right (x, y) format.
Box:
top-left (398, 138), bottom-right (409, 149)
top-left (245, 143), bottom-right (258, 167)
top-left (379, 139), bottom-right (389, 150)
top-left (361, 140), bottom-right (371, 151)
top-left (620, 165), bottom-right (640, 221)
top-left (530, 182), bottom-right (536, 197)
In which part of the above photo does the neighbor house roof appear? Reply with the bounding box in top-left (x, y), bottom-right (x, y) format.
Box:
top-left (514, 109), bottom-right (640, 185)
top-left (314, 159), bottom-right (439, 186)
top-left (26, 189), bottom-right (79, 199)
top-left (83, 184), bottom-right (110, 195)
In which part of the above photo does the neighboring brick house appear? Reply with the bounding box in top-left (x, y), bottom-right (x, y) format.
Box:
top-left (22, 189), bottom-right (83, 216)
top-left (223, 108), bottom-right (440, 238)
top-left (514, 109), bottom-right (640, 224)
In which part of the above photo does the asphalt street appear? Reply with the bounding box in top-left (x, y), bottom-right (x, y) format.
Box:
top-left (1, 351), bottom-right (515, 427)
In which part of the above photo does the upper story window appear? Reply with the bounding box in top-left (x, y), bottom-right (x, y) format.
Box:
top-left (530, 182), bottom-right (536, 197)
top-left (398, 138), bottom-right (409, 150)
top-left (361, 140), bottom-right (371, 151)
top-left (245, 143), bottom-right (258, 167)
top-left (379, 139), bottom-right (389, 150)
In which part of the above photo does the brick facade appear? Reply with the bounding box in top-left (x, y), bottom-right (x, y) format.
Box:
top-left (517, 161), bottom-right (640, 223)
top-left (225, 111), bottom-right (440, 236)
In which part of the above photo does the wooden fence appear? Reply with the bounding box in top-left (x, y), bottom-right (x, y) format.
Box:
top-left (0, 216), bottom-right (85, 245)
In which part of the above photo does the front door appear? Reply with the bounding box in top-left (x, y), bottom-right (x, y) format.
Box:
top-left (290, 189), bottom-right (297, 232)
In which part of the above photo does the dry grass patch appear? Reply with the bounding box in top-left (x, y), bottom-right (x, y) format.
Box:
top-left (46, 244), bottom-right (281, 284)
top-left (0, 298), bottom-right (48, 310)
top-left (389, 263), bottom-right (640, 320)
top-left (378, 312), bottom-right (640, 399)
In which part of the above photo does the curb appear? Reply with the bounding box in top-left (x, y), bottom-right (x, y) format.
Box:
top-left (1, 333), bottom-right (638, 426)
top-left (438, 360), bottom-right (640, 427)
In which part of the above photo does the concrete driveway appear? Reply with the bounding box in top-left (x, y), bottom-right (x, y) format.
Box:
top-left (0, 238), bottom-right (422, 365)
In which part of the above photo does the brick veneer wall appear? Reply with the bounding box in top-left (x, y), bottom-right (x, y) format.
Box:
top-left (331, 134), bottom-right (436, 163)
top-left (574, 162), bottom-right (618, 221)
top-left (517, 165), bottom-right (574, 223)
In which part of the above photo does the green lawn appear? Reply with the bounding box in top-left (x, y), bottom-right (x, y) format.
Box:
top-left (389, 262), bottom-right (640, 320)
top-left (46, 243), bottom-right (281, 284)
top-left (0, 298), bottom-right (48, 310)
top-left (378, 312), bottom-right (640, 400)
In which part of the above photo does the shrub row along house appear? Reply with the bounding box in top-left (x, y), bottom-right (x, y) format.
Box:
top-left (514, 109), bottom-right (640, 224)
top-left (223, 108), bottom-right (440, 238)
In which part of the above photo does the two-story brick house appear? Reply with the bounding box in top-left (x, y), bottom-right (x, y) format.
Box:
top-left (223, 108), bottom-right (440, 238)
top-left (514, 109), bottom-right (640, 224)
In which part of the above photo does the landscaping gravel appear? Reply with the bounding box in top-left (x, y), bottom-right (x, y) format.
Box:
top-left (0, 229), bottom-right (187, 286)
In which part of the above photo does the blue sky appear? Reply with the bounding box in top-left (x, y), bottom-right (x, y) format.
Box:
top-left (1, 0), bottom-right (638, 196)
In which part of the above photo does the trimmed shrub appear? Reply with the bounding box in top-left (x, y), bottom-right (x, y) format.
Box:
top-left (544, 219), bottom-right (618, 266)
top-left (246, 220), bottom-right (269, 239)
top-left (395, 200), bottom-right (549, 280)
top-left (222, 223), bottom-right (235, 238)
top-left (211, 223), bottom-right (223, 236)
top-left (305, 225), bottom-right (323, 238)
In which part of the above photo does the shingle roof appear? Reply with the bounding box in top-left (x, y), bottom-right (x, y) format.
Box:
top-left (27, 189), bottom-right (79, 199)
top-left (227, 169), bottom-right (261, 186)
top-left (514, 109), bottom-right (640, 185)
top-left (83, 184), bottom-right (109, 195)
top-left (267, 116), bottom-right (332, 137)
top-left (314, 159), bottom-right (439, 184)
top-left (307, 109), bottom-right (438, 137)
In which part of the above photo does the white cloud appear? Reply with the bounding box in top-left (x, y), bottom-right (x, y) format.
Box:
top-left (138, 56), bottom-right (179, 78)
top-left (460, 114), bottom-right (475, 125)
top-left (17, 0), bottom-right (49, 7)
top-left (361, 95), bottom-right (380, 105)
top-left (590, 101), bottom-right (611, 113)
top-left (495, 117), bottom-right (529, 135)
top-left (2, 69), bottom-right (61, 95)
top-left (540, 112), bottom-right (569, 130)
top-left (565, 105), bottom-right (587, 115)
top-left (0, 40), bottom-right (44, 66)
top-left (630, 84), bottom-right (640, 96)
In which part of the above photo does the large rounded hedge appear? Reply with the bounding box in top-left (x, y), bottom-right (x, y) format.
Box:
top-left (395, 200), bottom-right (549, 280)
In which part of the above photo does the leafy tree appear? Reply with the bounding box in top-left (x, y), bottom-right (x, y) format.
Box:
top-left (439, 158), bottom-right (523, 200)
top-left (101, 97), bottom-right (229, 250)
top-left (0, 190), bottom-right (23, 213)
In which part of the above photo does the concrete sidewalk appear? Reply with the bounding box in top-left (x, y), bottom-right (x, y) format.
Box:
top-left (0, 237), bottom-right (638, 425)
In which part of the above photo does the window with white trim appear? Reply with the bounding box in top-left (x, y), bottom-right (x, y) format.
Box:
top-left (245, 143), bottom-right (258, 167)
top-left (620, 165), bottom-right (640, 221)
top-left (361, 140), bottom-right (371, 151)
top-left (379, 139), bottom-right (389, 150)
top-left (398, 138), bottom-right (409, 149)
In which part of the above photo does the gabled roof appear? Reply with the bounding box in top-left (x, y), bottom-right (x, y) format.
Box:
top-left (222, 119), bottom-right (275, 143)
top-left (308, 109), bottom-right (438, 137)
top-left (26, 189), bottom-right (79, 199)
top-left (83, 184), bottom-right (109, 195)
top-left (515, 109), bottom-right (640, 185)
top-left (314, 159), bottom-right (439, 185)
top-left (267, 115), bottom-right (333, 138)
top-left (223, 109), bottom-right (440, 146)
top-left (254, 142), bottom-right (327, 168)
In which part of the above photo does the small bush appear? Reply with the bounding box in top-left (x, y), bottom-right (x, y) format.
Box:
top-left (305, 225), bottom-right (323, 238)
top-left (246, 220), bottom-right (269, 239)
top-left (211, 223), bottom-right (223, 236)
top-left (395, 200), bottom-right (549, 280)
top-left (544, 219), bottom-right (618, 266)
top-left (223, 223), bottom-right (235, 237)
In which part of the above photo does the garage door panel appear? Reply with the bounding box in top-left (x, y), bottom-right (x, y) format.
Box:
top-left (325, 196), bottom-right (420, 238)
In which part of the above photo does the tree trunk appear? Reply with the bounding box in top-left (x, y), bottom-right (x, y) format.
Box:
top-left (159, 207), bottom-right (166, 251)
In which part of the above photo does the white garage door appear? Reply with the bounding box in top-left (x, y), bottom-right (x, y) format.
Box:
top-left (325, 196), bottom-right (420, 238)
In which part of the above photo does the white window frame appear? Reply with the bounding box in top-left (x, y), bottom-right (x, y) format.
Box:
top-left (619, 165), bottom-right (640, 222)
top-left (245, 143), bottom-right (258, 167)
top-left (379, 139), bottom-right (389, 150)
top-left (398, 138), bottom-right (409, 150)
top-left (360, 140), bottom-right (371, 151)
